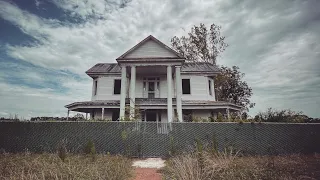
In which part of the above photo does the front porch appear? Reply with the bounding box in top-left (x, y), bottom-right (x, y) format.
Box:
top-left (65, 99), bottom-right (242, 121)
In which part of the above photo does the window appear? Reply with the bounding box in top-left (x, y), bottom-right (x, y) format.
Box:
top-left (182, 79), bottom-right (191, 94)
top-left (94, 80), bottom-right (98, 95)
top-left (208, 80), bottom-right (212, 96)
top-left (112, 109), bottom-right (120, 121)
top-left (114, 79), bottom-right (121, 94)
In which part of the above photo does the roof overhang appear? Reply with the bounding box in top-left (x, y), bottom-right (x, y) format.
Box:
top-left (116, 58), bottom-right (185, 66)
top-left (86, 72), bottom-right (121, 78)
top-left (65, 99), bottom-right (242, 112)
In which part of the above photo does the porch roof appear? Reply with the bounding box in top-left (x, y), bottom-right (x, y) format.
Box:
top-left (65, 99), bottom-right (242, 112)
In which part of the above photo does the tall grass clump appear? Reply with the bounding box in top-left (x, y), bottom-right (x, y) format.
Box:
top-left (0, 153), bottom-right (133, 180)
top-left (84, 139), bottom-right (96, 161)
top-left (57, 140), bottom-right (67, 162)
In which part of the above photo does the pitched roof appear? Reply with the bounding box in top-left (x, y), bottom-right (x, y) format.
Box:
top-left (116, 35), bottom-right (185, 60)
top-left (181, 62), bottom-right (219, 72)
top-left (86, 62), bottom-right (220, 75)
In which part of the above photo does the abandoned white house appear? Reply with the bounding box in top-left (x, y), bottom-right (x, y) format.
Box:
top-left (65, 35), bottom-right (241, 122)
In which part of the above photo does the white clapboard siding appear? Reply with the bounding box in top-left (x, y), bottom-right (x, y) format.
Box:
top-left (94, 110), bottom-right (112, 120)
top-left (124, 39), bottom-right (178, 58)
top-left (181, 75), bottom-right (216, 101)
top-left (92, 76), bottom-right (122, 101)
top-left (135, 76), bottom-right (144, 98)
top-left (92, 74), bottom-right (216, 101)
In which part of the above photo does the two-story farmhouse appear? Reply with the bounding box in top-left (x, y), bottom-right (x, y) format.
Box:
top-left (65, 35), bottom-right (241, 122)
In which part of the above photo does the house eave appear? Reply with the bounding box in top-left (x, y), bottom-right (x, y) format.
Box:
top-left (65, 99), bottom-right (242, 111)
top-left (86, 72), bottom-right (121, 78)
top-left (181, 71), bottom-right (219, 75)
top-left (116, 58), bottom-right (185, 64)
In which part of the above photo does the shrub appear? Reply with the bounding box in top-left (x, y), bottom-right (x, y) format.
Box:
top-left (84, 140), bottom-right (96, 160)
top-left (254, 107), bottom-right (307, 123)
top-left (192, 116), bottom-right (208, 122)
top-left (217, 112), bottom-right (224, 122)
top-left (57, 140), bottom-right (67, 162)
top-left (121, 130), bottom-right (130, 156)
top-left (168, 136), bottom-right (178, 157)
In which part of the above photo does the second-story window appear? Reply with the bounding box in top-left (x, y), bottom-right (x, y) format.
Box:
top-left (94, 80), bottom-right (98, 96)
top-left (208, 80), bottom-right (212, 96)
top-left (182, 79), bottom-right (191, 94)
top-left (114, 79), bottom-right (121, 94)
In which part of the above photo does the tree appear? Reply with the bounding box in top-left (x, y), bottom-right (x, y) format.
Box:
top-left (254, 108), bottom-right (307, 123)
top-left (171, 23), bottom-right (254, 110)
top-left (171, 23), bottom-right (227, 65)
top-left (215, 66), bottom-right (254, 110)
top-left (74, 113), bottom-right (84, 120)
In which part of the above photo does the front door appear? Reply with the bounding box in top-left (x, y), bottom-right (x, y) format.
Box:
top-left (148, 81), bottom-right (155, 98)
top-left (143, 77), bottom-right (160, 98)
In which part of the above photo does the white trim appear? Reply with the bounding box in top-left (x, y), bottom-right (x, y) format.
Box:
top-left (167, 66), bottom-right (173, 122)
top-left (175, 66), bottom-right (183, 122)
top-left (119, 66), bottom-right (127, 119)
top-left (130, 66), bottom-right (136, 119)
top-left (119, 61), bottom-right (183, 67)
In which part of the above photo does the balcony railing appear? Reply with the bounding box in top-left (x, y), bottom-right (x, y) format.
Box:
top-left (126, 98), bottom-right (176, 105)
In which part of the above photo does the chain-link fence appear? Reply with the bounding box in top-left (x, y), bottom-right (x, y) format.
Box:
top-left (0, 121), bottom-right (319, 157)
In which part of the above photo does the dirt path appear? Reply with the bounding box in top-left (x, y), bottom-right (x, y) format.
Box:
top-left (133, 168), bottom-right (162, 180)
top-left (131, 158), bottom-right (165, 180)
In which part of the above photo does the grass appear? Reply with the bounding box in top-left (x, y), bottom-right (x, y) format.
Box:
top-left (0, 152), bottom-right (133, 180)
top-left (162, 150), bottom-right (320, 180)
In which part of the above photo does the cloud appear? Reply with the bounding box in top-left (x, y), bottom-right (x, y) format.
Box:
top-left (0, 0), bottom-right (319, 118)
top-left (0, 74), bottom-right (91, 119)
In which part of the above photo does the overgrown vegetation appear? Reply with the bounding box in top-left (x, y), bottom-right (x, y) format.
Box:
top-left (254, 107), bottom-right (308, 123)
top-left (57, 139), bottom-right (67, 162)
top-left (0, 153), bottom-right (133, 180)
top-left (119, 105), bottom-right (141, 121)
top-left (162, 149), bottom-right (320, 180)
top-left (84, 140), bottom-right (97, 161)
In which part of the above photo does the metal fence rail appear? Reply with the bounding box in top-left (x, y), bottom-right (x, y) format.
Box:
top-left (0, 122), bottom-right (319, 157)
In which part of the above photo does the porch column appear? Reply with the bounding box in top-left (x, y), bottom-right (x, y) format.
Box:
top-left (85, 113), bottom-right (88, 120)
top-left (212, 78), bottom-right (216, 101)
top-left (130, 66), bottom-right (136, 120)
top-left (119, 65), bottom-right (127, 120)
top-left (102, 108), bottom-right (104, 120)
top-left (67, 110), bottom-right (70, 121)
top-left (175, 66), bottom-right (183, 122)
top-left (167, 65), bottom-right (173, 123)
top-left (226, 108), bottom-right (230, 120)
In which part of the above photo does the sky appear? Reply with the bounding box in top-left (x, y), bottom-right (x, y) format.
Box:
top-left (0, 0), bottom-right (319, 119)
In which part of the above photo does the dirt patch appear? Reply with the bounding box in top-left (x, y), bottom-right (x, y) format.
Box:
top-left (133, 168), bottom-right (162, 180)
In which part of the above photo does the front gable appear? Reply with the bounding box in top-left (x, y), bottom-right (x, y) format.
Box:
top-left (116, 35), bottom-right (184, 60)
